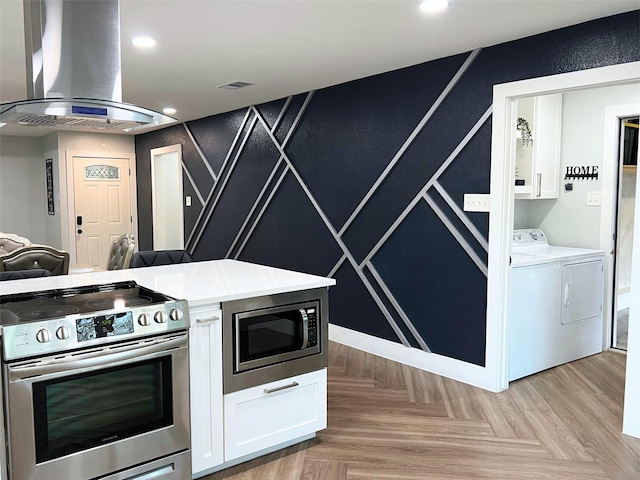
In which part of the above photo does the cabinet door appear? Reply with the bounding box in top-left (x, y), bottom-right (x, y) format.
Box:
top-left (189, 305), bottom-right (224, 474)
top-left (532, 94), bottom-right (562, 199)
top-left (224, 369), bottom-right (327, 462)
top-left (515, 94), bottom-right (562, 200)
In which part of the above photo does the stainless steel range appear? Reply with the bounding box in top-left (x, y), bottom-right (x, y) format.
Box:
top-left (0, 281), bottom-right (191, 480)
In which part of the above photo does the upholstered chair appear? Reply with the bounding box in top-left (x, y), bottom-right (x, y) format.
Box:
top-left (0, 233), bottom-right (32, 256)
top-left (0, 269), bottom-right (51, 281)
top-left (129, 250), bottom-right (193, 268)
top-left (0, 246), bottom-right (70, 275)
top-left (106, 233), bottom-right (135, 270)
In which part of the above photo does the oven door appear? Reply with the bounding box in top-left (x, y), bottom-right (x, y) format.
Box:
top-left (4, 332), bottom-right (190, 480)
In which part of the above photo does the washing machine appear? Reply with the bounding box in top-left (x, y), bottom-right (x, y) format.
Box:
top-left (509, 229), bottom-right (605, 381)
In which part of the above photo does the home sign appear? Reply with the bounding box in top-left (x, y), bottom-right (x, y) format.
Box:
top-left (565, 165), bottom-right (599, 180)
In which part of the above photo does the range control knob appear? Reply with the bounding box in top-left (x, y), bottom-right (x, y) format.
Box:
top-left (138, 313), bottom-right (151, 326)
top-left (56, 326), bottom-right (70, 340)
top-left (154, 311), bottom-right (167, 324)
top-left (36, 328), bottom-right (51, 343)
top-left (169, 308), bottom-right (183, 321)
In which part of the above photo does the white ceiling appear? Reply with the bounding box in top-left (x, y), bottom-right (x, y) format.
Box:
top-left (1, 0), bottom-right (638, 137)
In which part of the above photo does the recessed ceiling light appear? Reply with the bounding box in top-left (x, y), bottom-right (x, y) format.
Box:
top-left (132, 36), bottom-right (156, 48)
top-left (163, 107), bottom-right (177, 115)
top-left (419, 0), bottom-right (450, 14)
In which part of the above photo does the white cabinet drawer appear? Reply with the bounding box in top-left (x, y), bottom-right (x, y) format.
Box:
top-left (223, 369), bottom-right (327, 461)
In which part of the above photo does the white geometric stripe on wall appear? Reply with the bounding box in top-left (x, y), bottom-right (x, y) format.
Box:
top-left (180, 49), bottom-right (490, 350)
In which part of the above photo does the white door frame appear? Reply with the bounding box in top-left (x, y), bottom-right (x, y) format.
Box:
top-left (601, 103), bottom-right (640, 350)
top-left (486, 61), bottom-right (640, 393)
top-left (65, 150), bottom-right (138, 265)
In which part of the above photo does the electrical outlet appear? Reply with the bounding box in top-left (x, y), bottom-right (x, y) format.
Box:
top-left (586, 191), bottom-right (601, 206)
top-left (463, 194), bottom-right (490, 212)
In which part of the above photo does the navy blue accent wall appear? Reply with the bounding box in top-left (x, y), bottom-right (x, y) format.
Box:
top-left (135, 12), bottom-right (640, 367)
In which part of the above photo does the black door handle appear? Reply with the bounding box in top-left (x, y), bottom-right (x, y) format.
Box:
top-left (77, 229), bottom-right (83, 234)
top-left (77, 216), bottom-right (83, 226)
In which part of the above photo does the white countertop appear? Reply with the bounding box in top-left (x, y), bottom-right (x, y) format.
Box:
top-left (0, 259), bottom-right (335, 307)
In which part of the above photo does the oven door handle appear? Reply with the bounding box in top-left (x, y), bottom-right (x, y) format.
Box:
top-left (299, 308), bottom-right (309, 350)
top-left (8, 334), bottom-right (187, 382)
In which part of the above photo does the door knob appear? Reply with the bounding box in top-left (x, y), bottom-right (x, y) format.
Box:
top-left (77, 229), bottom-right (83, 234)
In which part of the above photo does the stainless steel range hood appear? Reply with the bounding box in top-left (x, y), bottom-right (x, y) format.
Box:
top-left (0, 0), bottom-right (175, 132)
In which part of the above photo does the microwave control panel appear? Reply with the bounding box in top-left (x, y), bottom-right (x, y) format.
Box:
top-left (306, 308), bottom-right (318, 346)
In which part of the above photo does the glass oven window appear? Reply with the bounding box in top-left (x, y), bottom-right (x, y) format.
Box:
top-left (238, 311), bottom-right (303, 364)
top-left (33, 356), bottom-right (173, 463)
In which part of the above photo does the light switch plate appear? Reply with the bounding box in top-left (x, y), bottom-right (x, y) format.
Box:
top-left (586, 191), bottom-right (601, 206)
top-left (463, 194), bottom-right (490, 212)
top-left (185, 196), bottom-right (192, 207)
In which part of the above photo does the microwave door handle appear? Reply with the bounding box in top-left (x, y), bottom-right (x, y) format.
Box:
top-left (299, 308), bottom-right (309, 350)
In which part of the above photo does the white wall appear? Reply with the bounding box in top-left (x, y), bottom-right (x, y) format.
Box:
top-left (54, 132), bottom-right (135, 253)
top-left (0, 132), bottom-right (135, 251)
top-left (0, 136), bottom-right (47, 244)
top-left (524, 83), bottom-right (640, 249)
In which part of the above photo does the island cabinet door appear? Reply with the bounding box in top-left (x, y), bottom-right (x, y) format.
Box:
top-left (223, 368), bottom-right (327, 461)
top-left (189, 305), bottom-right (224, 475)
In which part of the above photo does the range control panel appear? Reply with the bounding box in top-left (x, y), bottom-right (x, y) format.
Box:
top-left (2, 302), bottom-right (189, 361)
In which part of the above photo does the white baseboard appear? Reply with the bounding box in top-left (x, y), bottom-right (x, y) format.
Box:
top-left (329, 324), bottom-right (497, 392)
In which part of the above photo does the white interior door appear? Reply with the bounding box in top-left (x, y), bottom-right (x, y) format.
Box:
top-left (73, 156), bottom-right (132, 268)
top-left (151, 145), bottom-right (184, 250)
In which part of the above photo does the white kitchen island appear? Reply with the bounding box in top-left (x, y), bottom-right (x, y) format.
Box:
top-left (0, 259), bottom-right (335, 479)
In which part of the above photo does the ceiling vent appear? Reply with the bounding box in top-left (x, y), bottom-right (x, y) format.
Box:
top-left (217, 82), bottom-right (254, 90)
top-left (0, 0), bottom-right (176, 132)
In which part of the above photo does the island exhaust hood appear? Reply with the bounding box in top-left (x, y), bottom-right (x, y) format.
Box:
top-left (0, 0), bottom-right (175, 132)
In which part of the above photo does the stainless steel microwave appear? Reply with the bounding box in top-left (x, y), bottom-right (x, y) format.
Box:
top-left (222, 288), bottom-right (328, 393)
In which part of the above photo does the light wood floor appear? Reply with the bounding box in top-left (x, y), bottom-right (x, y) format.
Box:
top-left (202, 343), bottom-right (640, 479)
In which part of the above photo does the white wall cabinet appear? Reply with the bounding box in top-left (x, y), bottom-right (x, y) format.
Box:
top-left (223, 369), bottom-right (327, 462)
top-left (189, 304), bottom-right (224, 475)
top-left (515, 94), bottom-right (563, 199)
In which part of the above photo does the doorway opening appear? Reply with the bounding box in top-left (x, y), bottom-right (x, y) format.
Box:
top-left (487, 61), bottom-right (640, 437)
top-left (150, 145), bottom-right (184, 250)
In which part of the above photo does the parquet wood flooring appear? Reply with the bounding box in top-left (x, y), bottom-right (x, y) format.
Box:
top-left (201, 343), bottom-right (640, 480)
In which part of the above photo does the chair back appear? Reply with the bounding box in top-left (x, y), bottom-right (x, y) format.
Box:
top-left (106, 233), bottom-right (135, 270)
top-left (0, 269), bottom-right (51, 281)
top-left (0, 246), bottom-right (70, 275)
top-left (129, 250), bottom-right (193, 268)
top-left (0, 233), bottom-right (32, 256)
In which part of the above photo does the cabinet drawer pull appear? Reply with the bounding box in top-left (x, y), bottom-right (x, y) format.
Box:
top-left (264, 381), bottom-right (299, 394)
top-left (196, 316), bottom-right (220, 325)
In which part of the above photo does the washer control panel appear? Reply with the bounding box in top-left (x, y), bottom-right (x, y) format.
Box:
top-left (513, 229), bottom-right (548, 247)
